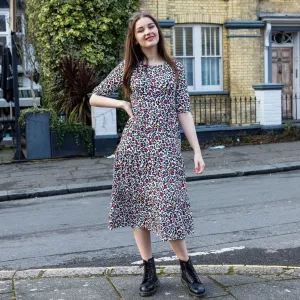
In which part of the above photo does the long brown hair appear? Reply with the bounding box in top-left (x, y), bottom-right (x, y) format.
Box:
top-left (123, 11), bottom-right (178, 99)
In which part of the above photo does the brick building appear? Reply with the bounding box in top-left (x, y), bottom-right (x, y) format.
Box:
top-left (140, 0), bottom-right (300, 125)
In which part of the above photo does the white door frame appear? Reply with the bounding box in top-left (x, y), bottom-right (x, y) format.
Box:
top-left (293, 32), bottom-right (300, 119)
top-left (272, 32), bottom-right (300, 119)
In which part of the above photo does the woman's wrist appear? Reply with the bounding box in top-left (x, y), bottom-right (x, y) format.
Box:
top-left (194, 148), bottom-right (202, 155)
top-left (117, 100), bottom-right (125, 109)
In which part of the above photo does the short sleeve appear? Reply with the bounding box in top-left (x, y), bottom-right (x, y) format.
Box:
top-left (175, 61), bottom-right (191, 113)
top-left (92, 61), bottom-right (125, 96)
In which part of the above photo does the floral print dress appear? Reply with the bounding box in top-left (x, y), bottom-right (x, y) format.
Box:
top-left (92, 60), bottom-right (194, 241)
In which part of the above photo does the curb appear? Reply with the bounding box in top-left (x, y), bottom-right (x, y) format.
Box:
top-left (1, 265), bottom-right (300, 280)
top-left (1, 163), bottom-right (300, 202)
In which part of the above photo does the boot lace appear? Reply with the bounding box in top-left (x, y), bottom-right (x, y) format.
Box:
top-left (139, 261), bottom-right (152, 280)
top-left (185, 263), bottom-right (201, 283)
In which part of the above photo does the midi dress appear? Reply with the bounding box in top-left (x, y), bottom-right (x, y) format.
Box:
top-left (92, 60), bottom-right (194, 241)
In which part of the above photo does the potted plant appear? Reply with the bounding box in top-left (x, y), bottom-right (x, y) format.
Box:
top-left (50, 117), bottom-right (94, 158)
top-left (19, 107), bottom-right (94, 159)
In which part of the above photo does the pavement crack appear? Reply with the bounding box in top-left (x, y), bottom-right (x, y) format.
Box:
top-left (105, 275), bottom-right (124, 299)
top-left (11, 270), bottom-right (17, 300)
top-left (207, 275), bottom-right (238, 300)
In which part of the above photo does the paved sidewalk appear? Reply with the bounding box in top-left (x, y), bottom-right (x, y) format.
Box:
top-left (1, 265), bottom-right (300, 299)
top-left (1, 141), bottom-right (300, 201)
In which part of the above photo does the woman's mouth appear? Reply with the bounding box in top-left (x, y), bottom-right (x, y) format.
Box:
top-left (146, 35), bottom-right (155, 41)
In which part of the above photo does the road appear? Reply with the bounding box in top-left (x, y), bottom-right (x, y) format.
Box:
top-left (1, 170), bottom-right (300, 270)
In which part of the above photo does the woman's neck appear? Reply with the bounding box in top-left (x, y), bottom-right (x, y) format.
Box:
top-left (142, 48), bottom-right (164, 65)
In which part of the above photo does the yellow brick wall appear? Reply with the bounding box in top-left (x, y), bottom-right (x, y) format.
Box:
top-left (227, 0), bottom-right (259, 20)
top-left (227, 29), bottom-right (264, 96)
top-left (259, 0), bottom-right (300, 13)
top-left (139, 0), bottom-right (296, 124)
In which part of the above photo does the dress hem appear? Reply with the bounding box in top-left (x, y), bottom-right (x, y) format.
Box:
top-left (108, 223), bottom-right (194, 242)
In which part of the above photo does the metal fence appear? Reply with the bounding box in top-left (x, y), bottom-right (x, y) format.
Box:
top-left (282, 94), bottom-right (300, 121)
top-left (191, 96), bottom-right (257, 126)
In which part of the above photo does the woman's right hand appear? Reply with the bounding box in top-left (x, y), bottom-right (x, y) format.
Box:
top-left (120, 101), bottom-right (135, 119)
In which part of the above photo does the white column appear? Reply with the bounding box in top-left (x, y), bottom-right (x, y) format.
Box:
top-left (253, 84), bottom-right (284, 125)
top-left (264, 23), bottom-right (272, 84)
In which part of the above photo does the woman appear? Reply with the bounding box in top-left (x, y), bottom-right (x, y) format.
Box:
top-left (90, 11), bottom-right (206, 298)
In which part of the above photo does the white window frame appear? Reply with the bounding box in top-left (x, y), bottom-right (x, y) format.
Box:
top-left (173, 24), bottom-right (223, 92)
top-left (0, 10), bottom-right (11, 75)
top-left (0, 10), bottom-right (11, 47)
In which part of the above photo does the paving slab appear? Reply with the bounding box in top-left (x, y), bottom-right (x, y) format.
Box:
top-left (0, 272), bottom-right (14, 280)
top-left (229, 279), bottom-right (300, 300)
top-left (0, 281), bottom-right (12, 293)
top-left (210, 274), bottom-right (266, 287)
top-left (109, 275), bottom-right (228, 299)
top-left (14, 277), bottom-right (119, 300)
top-left (0, 293), bottom-right (13, 300)
top-left (43, 267), bottom-right (106, 278)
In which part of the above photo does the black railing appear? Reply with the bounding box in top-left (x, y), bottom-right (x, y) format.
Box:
top-left (191, 96), bottom-right (257, 126)
top-left (282, 94), bottom-right (300, 121)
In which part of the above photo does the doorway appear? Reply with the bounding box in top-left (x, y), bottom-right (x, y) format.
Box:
top-left (272, 47), bottom-right (293, 119)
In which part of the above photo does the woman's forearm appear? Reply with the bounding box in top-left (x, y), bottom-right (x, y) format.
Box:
top-left (89, 94), bottom-right (124, 108)
top-left (178, 112), bottom-right (202, 154)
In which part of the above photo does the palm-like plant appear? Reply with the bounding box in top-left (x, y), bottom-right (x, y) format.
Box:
top-left (55, 56), bottom-right (99, 125)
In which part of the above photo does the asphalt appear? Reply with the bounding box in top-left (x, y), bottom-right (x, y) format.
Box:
top-left (2, 141), bottom-right (300, 299)
top-left (1, 141), bottom-right (300, 201)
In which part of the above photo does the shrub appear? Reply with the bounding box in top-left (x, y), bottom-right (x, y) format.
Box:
top-left (25, 0), bottom-right (140, 107)
top-left (54, 56), bottom-right (99, 125)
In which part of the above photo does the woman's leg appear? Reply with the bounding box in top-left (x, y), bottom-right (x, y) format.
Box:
top-left (132, 227), bottom-right (159, 297)
top-left (168, 239), bottom-right (189, 261)
top-left (132, 227), bottom-right (152, 260)
top-left (169, 239), bottom-right (206, 297)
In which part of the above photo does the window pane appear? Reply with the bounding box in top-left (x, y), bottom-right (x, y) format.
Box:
top-left (202, 58), bottom-right (220, 86)
top-left (216, 27), bottom-right (220, 56)
top-left (176, 57), bottom-right (183, 65)
top-left (211, 58), bottom-right (220, 85)
top-left (0, 15), bottom-right (6, 32)
top-left (0, 36), bottom-right (6, 46)
top-left (185, 27), bottom-right (193, 56)
top-left (202, 57), bottom-right (210, 85)
top-left (17, 16), bottom-right (22, 33)
top-left (0, 37), bottom-right (7, 67)
top-left (175, 27), bottom-right (183, 56)
top-left (185, 58), bottom-right (194, 86)
top-left (202, 27), bottom-right (211, 56)
top-left (211, 28), bottom-right (215, 56)
top-left (202, 28), bottom-right (206, 56)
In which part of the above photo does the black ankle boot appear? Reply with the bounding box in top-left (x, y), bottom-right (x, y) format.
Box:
top-left (139, 257), bottom-right (159, 297)
top-left (180, 257), bottom-right (206, 297)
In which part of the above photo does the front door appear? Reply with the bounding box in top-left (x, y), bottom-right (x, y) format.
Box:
top-left (272, 48), bottom-right (293, 119)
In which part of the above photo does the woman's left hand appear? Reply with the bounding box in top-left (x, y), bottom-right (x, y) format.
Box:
top-left (194, 152), bottom-right (205, 174)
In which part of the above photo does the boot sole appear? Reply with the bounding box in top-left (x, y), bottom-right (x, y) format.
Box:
top-left (181, 278), bottom-right (206, 298)
top-left (139, 280), bottom-right (160, 297)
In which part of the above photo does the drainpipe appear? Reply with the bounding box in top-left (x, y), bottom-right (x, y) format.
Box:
top-left (264, 23), bottom-right (272, 83)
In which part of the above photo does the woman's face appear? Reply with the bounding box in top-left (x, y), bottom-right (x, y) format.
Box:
top-left (134, 17), bottom-right (159, 49)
